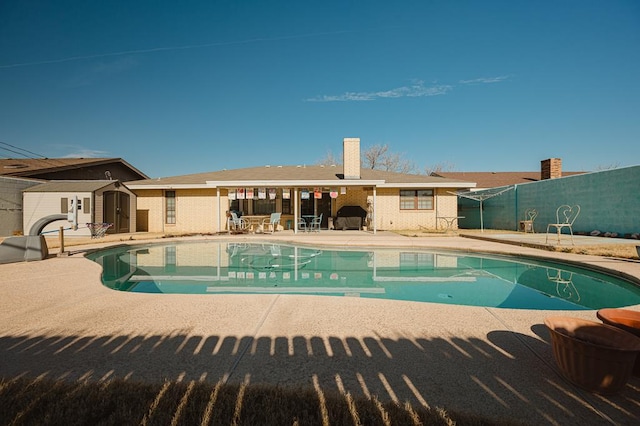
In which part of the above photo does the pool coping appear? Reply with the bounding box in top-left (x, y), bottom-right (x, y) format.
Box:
top-left (2, 231), bottom-right (639, 425)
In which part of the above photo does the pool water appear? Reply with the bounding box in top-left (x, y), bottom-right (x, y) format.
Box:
top-left (86, 241), bottom-right (640, 310)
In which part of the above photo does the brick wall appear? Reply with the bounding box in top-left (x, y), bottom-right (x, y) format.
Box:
top-left (541, 158), bottom-right (562, 180)
top-left (343, 138), bottom-right (361, 180)
top-left (135, 189), bottom-right (164, 232)
top-left (337, 188), bottom-right (458, 231)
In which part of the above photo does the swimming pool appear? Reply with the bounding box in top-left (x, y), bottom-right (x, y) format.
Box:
top-left (86, 241), bottom-right (640, 310)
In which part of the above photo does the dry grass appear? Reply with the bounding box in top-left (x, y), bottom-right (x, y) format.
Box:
top-left (394, 229), bottom-right (640, 260)
top-left (0, 377), bottom-right (521, 426)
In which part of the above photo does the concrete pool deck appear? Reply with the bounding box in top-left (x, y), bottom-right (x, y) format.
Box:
top-left (1, 231), bottom-right (639, 425)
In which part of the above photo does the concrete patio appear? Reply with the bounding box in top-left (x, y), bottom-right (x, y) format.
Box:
top-left (1, 231), bottom-right (639, 425)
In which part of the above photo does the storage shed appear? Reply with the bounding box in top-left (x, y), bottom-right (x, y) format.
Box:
top-left (23, 180), bottom-right (136, 237)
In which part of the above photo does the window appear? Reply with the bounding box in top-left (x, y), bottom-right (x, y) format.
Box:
top-left (253, 198), bottom-right (276, 215)
top-left (230, 199), bottom-right (248, 215)
top-left (165, 190), bottom-right (176, 224)
top-left (400, 189), bottom-right (433, 210)
top-left (282, 197), bottom-right (292, 214)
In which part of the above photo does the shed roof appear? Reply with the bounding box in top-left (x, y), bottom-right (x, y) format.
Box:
top-left (23, 180), bottom-right (124, 193)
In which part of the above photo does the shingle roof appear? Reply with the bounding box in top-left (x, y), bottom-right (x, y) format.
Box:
top-left (0, 158), bottom-right (148, 179)
top-left (431, 171), bottom-right (585, 189)
top-left (126, 165), bottom-right (475, 189)
top-left (23, 180), bottom-right (122, 193)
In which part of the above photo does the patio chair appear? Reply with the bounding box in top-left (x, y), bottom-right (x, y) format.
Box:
top-left (262, 212), bottom-right (281, 233)
top-left (297, 218), bottom-right (308, 232)
top-left (519, 208), bottom-right (538, 233)
top-left (546, 204), bottom-right (580, 245)
top-left (229, 211), bottom-right (249, 234)
top-left (309, 213), bottom-right (323, 232)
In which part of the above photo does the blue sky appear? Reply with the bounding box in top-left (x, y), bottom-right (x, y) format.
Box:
top-left (1, 1), bottom-right (639, 178)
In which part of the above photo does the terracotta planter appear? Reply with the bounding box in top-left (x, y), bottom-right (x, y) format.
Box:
top-left (544, 316), bottom-right (640, 394)
top-left (597, 308), bottom-right (640, 376)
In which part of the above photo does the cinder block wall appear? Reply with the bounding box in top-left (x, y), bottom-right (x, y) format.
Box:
top-left (459, 165), bottom-right (640, 235)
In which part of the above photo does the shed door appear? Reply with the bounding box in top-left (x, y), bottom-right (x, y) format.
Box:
top-left (104, 191), bottom-right (130, 233)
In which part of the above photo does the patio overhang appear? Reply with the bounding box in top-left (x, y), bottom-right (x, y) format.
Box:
top-left (375, 181), bottom-right (477, 189)
top-left (204, 179), bottom-right (386, 188)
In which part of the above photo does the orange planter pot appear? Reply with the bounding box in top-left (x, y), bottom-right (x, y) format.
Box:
top-left (597, 308), bottom-right (640, 376)
top-left (545, 316), bottom-right (640, 394)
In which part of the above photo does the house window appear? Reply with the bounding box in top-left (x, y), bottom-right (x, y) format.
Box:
top-left (165, 190), bottom-right (176, 224)
top-left (230, 199), bottom-right (248, 215)
top-left (253, 198), bottom-right (275, 215)
top-left (400, 189), bottom-right (433, 210)
top-left (282, 198), bottom-right (292, 214)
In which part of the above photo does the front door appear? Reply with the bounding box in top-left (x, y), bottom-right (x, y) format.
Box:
top-left (104, 191), bottom-right (130, 233)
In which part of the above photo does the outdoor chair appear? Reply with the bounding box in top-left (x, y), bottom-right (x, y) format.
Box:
top-left (229, 211), bottom-right (249, 234)
top-left (545, 204), bottom-right (580, 245)
top-left (262, 212), bottom-right (281, 233)
top-left (297, 218), bottom-right (308, 232)
top-left (309, 213), bottom-right (323, 232)
top-left (519, 208), bottom-right (538, 233)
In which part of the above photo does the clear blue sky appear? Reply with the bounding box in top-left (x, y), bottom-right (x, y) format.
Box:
top-left (1, 1), bottom-right (639, 178)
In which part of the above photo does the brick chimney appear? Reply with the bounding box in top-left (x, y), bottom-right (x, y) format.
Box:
top-left (541, 158), bottom-right (562, 180)
top-left (343, 137), bottom-right (361, 179)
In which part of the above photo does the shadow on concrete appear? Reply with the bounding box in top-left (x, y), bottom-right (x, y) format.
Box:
top-left (1, 329), bottom-right (638, 425)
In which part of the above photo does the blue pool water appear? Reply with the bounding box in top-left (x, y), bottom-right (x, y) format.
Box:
top-left (86, 241), bottom-right (640, 310)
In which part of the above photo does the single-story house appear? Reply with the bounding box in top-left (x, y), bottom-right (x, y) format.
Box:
top-left (23, 180), bottom-right (137, 237)
top-left (126, 138), bottom-right (475, 234)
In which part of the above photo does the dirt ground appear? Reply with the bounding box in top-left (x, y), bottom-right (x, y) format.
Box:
top-left (398, 229), bottom-right (640, 260)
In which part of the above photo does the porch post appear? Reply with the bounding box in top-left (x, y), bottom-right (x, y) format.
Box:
top-left (216, 188), bottom-right (221, 233)
top-left (373, 186), bottom-right (377, 234)
top-left (294, 188), bottom-right (299, 234)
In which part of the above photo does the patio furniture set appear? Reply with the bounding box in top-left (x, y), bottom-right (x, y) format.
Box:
top-left (516, 205), bottom-right (581, 246)
top-left (228, 212), bottom-right (281, 234)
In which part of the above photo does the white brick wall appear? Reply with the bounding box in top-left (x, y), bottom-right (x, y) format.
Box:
top-left (134, 186), bottom-right (461, 233)
top-left (136, 188), bottom-right (220, 234)
top-left (343, 138), bottom-right (361, 179)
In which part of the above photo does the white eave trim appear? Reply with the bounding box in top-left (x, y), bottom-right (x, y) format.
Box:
top-left (126, 184), bottom-right (212, 190)
top-left (205, 179), bottom-right (386, 187)
top-left (127, 180), bottom-right (476, 190)
top-left (376, 181), bottom-right (477, 189)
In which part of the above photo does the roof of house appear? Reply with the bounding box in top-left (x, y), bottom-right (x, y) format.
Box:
top-left (0, 158), bottom-right (148, 179)
top-left (126, 165), bottom-right (476, 189)
top-left (430, 171), bottom-right (585, 189)
top-left (23, 180), bottom-right (125, 193)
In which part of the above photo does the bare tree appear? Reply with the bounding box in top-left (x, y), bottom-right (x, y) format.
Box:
top-left (424, 161), bottom-right (456, 176)
top-left (362, 144), bottom-right (417, 173)
top-left (316, 150), bottom-right (341, 166)
top-left (380, 151), bottom-right (417, 173)
top-left (317, 143), bottom-right (419, 174)
top-left (362, 144), bottom-right (389, 169)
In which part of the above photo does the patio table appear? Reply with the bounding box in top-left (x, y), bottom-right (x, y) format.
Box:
top-left (242, 215), bottom-right (270, 233)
